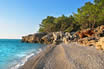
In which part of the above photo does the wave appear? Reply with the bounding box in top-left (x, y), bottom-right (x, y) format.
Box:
top-left (10, 48), bottom-right (42, 69)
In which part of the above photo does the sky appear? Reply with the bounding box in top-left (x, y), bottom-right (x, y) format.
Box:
top-left (0, 0), bottom-right (93, 39)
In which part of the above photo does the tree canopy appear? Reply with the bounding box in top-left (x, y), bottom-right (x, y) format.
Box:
top-left (39, 0), bottom-right (104, 32)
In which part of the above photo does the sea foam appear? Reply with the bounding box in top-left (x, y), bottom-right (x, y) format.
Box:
top-left (11, 48), bottom-right (42, 69)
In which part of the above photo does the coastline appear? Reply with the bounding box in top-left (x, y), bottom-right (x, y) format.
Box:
top-left (19, 42), bottom-right (104, 69)
top-left (20, 25), bottom-right (104, 69)
top-left (10, 45), bottom-right (46, 69)
top-left (19, 44), bottom-right (55, 69)
top-left (11, 53), bottom-right (35, 69)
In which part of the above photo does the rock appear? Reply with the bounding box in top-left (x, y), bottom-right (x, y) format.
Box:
top-left (22, 35), bottom-right (34, 43)
top-left (96, 37), bottom-right (104, 50)
top-left (22, 25), bottom-right (104, 46)
top-left (53, 32), bottom-right (65, 41)
top-left (22, 31), bottom-right (74, 44)
top-left (94, 25), bottom-right (104, 37)
top-left (65, 32), bottom-right (72, 39)
top-left (41, 33), bottom-right (54, 44)
top-left (22, 25), bottom-right (104, 51)
top-left (62, 32), bottom-right (72, 44)
top-left (41, 32), bottom-right (72, 44)
top-left (76, 29), bottom-right (95, 38)
top-left (75, 25), bottom-right (104, 51)
top-left (22, 32), bottom-right (47, 43)
top-left (52, 32), bottom-right (66, 44)
top-left (63, 37), bottom-right (69, 44)
top-left (78, 37), bottom-right (97, 46)
top-left (54, 32), bottom-right (73, 44)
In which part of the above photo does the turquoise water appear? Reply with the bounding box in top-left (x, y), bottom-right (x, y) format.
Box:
top-left (0, 39), bottom-right (45, 69)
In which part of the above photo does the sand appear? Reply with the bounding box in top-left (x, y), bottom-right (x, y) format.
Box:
top-left (19, 42), bottom-right (104, 69)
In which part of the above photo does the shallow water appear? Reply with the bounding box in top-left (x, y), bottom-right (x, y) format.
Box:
top-left (0, 39), bottom-right (45, 69)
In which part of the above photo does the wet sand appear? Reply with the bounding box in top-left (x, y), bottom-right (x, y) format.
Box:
top-left (19, 42), bottom-right (104, 69)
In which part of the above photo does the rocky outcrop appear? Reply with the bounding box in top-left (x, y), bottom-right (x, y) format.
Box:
top-left (76, 29), bottom-right (95, 38)
top-left (78, 37), bottom-right (98, 46)
top-left (22, 25), bottom-right (104, 51)
top-left (41, 33), bottom-right (54, 44)
top-left (22, 32), bottom-right (73, 44)
top-left (22, 32), bottom-right (47, 43)
top-left (76, 25), bottom-right (104, 50)
top-left (96, 37), bottom-right (104, 50)
top-left (52, 32), bottom-right (72, 44)
top-left (20, 25), bottom-right (104, 69)
top-left (94, 25), bottom-right (104, 37)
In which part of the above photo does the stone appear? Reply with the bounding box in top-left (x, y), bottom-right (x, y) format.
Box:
top-left (94, 25), bottom-right (104, 37)
top-left (41, 33), bottom-right (54, 44)
top-left (22, 32), bottom-right (47, 43)
top-left (96, 37), bottom-right (104, 50)
top-left (76, 29), bottom-right (95, 38)
top-left (77, 37), bottom-right (97, 47)
top-left (63, 37), bottom-right (69, 44)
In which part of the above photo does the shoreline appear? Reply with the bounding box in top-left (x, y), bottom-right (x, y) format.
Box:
top-left (10, 46), bottom-right (46, 69)
top-left (20, 25), bottom-right (104, 69)
top-left (19, 42), bottom-right (104, 69)
top-left (19, 44), bottom-right (55, 69)
top-left (11, 53), bottom-right (35, 69)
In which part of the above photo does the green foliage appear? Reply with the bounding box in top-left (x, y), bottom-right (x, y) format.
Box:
top-left (39, 16), bottom-right (56, 32)
top-left (39, 0), bottom-right (104, 32)
top-left (95, 0), bottom-right (104, 7)
top-left (94, 0), bottom-right (101, 4)
top-left (39, 15), bottom-right (77, 32)
top-left (74, 0), bottom-right (104, 29)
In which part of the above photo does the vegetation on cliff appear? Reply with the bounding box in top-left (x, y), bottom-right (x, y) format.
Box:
top-left (39, 0), bottom-right (104, 32)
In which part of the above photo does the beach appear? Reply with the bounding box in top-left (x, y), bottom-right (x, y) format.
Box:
top-left (0, 0), bottom-right (104, 69)
top-left (19, 42), bottom-right (104, 69)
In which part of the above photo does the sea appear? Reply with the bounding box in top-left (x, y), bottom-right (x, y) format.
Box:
top-left (0, 39), bottom-right (45, 69)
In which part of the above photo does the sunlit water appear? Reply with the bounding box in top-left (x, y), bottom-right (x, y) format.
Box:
top-left (0, 39), bottom-right (45, 69)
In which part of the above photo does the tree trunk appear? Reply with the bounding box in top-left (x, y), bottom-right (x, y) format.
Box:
top-left (92, 18), bottom-right (96, 29)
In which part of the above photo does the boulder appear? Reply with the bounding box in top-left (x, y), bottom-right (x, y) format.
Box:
top-left (22, 31), bottom-right (74, 44)
top-left (53, 32), bottom-right (65, 41)
top-left (62, 32), bottom-right (72, 44)
top-left (78, 37), bottom-right (97, 46)
top-left (76, 29), bottom-right (95, 38)
top-left (41, 33), bottom-right (54, 44)
top-left (53, 32), bottom-right (72, 44)
top-left (22, 32), bottom-right (47, 43)
top-left (63, 37), bottom-right (69, 44)
top-left (96, 37), bottom-right (104, 50)
top-left (41, 32), bottom-right (72, 44)
top-left (94, 25), bottom-right (104, 37)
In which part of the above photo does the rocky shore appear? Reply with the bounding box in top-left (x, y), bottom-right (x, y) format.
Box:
top-left (22, 32), bottom-right (73, 45)
top-left (22, 25), bottom-right (104, 50)
top-left (20, 25), bottom-right (104, 69)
